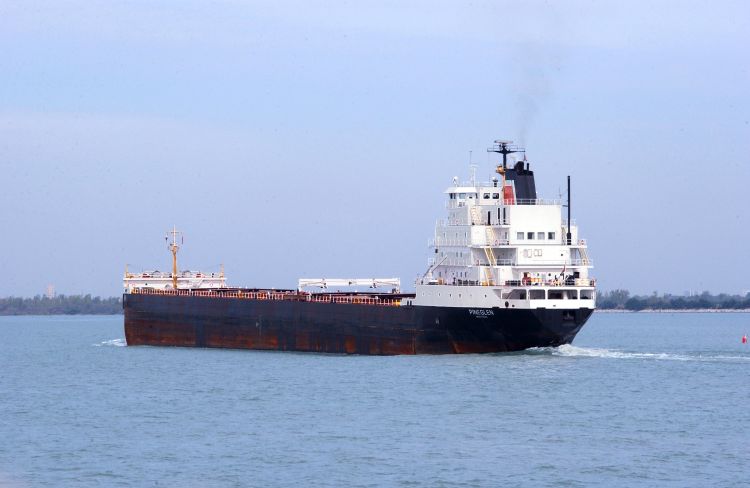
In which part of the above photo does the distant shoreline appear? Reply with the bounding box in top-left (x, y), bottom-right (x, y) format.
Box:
top-left (0, 312), bottom-right (123, 316)
top-left (0, 295), bottom-right (122, 316)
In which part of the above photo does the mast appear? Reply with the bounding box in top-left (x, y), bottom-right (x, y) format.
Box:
top-left (487, 140), bottom-right (525, 170)
top-left (566, 176), bottom-right (572, 245)
top-left (166, 225), bottom-right (183, 289)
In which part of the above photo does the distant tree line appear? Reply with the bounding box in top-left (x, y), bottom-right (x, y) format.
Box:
top-left (598, 290), bottom-right (750, 311)
top-left (2, 291), bottom-right (749, 315)
top-left (0, 295), bottom-right (123, 315)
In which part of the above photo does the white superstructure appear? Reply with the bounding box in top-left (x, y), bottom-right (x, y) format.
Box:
top-left (414, 140), bottom-right (596, 310)
top-left (123, 269), bottom-right (226, 293)
top-left (298, 278), bottom-right (401, 292)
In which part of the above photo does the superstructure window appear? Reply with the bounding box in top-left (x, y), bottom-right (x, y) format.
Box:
top-left (530, 289), bottom-right (545, 300)
top-left (548, 232), bottom-right (555, 240)
top-left (527, 232), bottom-right (534, 240)
top-left (537, 232), bottom-right (545, 240)
top-left (503, 289), bottom-right (527, 300)
top-left (492, 193), bottom-right (500, 199)
top-left (548, 290), bottom-right (579, 300)
top-left (483, 193), bottom-right (490, 199)
top-left (516, 232), bottom-right (524, 240)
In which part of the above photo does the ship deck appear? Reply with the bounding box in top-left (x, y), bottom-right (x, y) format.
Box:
top-left (128, 287), bottom-right (415, 306)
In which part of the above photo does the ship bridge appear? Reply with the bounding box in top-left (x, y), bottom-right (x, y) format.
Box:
top-left (417, 139), bottom-right (595, 311)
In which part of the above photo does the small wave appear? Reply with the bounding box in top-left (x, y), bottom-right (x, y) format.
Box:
top-left (553, 344), bottom-right (691, 360)
top-left (528, 344), bottom-right (750, 362)
top-left (94, 338), bottom-right (126, 347)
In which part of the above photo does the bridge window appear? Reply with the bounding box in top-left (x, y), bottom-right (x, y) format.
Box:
top-left (548, 232), bottom-right (556, 240)
top-left (527, 232), bottom-right (534, 240)
top-left (483, 193), bottom-right (490, 199)
top-left (492, 193), bottom-right (500, 199)
top-left (516, 232), bottom-right (524, 240)
top-left (537, 232), bottom-right (545, 240)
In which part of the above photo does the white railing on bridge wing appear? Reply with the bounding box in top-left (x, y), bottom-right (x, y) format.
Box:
top-left (431, 237), bottom-right (513, 247)
top-left (446, 198), bottom-right (561, 209)
top-left (519, 258), bottom-right (593, 266)
top-left (470, 239), bottom-right (511, 246)
top-left (428, 257), bottom-right (590, 267)
top-left (514, 198), bottom-right (562, 205)
top-left (437, 218), bottom-right (511, 227)
top-left (429, 238), bottom-right (470, 247)
top-left (428, 257), bottom-right (470, 267)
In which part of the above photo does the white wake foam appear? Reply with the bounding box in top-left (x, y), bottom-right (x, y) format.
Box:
top-left (528, 344), bottom-right (750, 362)
top-left (95, 338), bottom-right (126, 347)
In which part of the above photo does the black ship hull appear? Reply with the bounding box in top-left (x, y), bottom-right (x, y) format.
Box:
top-left (123, 293), bottom-right (593, 355)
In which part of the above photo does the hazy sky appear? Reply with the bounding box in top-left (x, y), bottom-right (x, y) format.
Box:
top-left (1, 0), bottom-right (748, 297)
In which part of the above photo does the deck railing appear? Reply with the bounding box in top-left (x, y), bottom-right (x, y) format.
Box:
top-left (418, 278), bottom-right (596, 287)
top-left (129, 287), bottom-right (404, 306)
top-left (446, 198), bottom-right (561, 208)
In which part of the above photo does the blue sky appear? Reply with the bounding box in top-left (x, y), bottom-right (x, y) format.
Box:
top-left (1, 1), bottom-right (748, 297)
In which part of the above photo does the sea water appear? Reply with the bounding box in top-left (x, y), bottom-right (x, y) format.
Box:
top-left (0, 313), bottom-right (748, 487)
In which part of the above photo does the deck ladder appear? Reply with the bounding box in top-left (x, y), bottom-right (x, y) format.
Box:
top-left (482, 226), bottom-right (497, 286)
top-left (469, 205), bottom-right (482, 225)
top-left (579, 246), bottom-right (590, 265)
top-left (470, 205), bottom-right (497, 286)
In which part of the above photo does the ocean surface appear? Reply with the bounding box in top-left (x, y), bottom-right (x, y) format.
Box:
top-left (1, 313), bottom-right (748, 487)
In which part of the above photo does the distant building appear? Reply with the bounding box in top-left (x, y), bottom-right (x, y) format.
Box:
top-left (45, 284), bottom-right (56, 299)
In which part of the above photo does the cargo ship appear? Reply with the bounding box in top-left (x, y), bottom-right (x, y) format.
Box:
top-left (123, 140), bottom-right (596, 354)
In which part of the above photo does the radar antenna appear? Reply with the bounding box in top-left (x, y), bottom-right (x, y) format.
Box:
top-left (487, 140), bottom-right (525, 172)
top-left (165, 225), bottom-right (184, 289)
